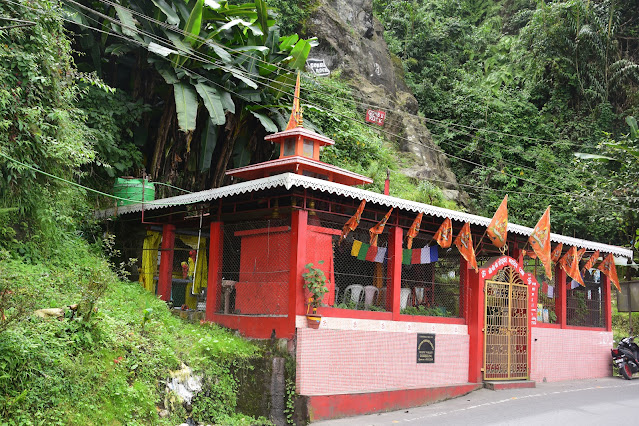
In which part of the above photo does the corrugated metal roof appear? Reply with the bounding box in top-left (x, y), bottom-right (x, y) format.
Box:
top-left (96, 173), bottom-right (633, 259)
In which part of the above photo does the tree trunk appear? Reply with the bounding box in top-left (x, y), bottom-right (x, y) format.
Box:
top-left (150, 91), bottom-right (175, 180)
top-left (211, 113), bottom-right (241, 188)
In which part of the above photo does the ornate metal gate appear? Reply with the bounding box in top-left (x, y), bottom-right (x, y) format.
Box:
top-left (484, 267), bottom-right (529, 380)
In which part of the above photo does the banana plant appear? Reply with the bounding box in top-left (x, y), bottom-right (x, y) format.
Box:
top-left (64, 0), bottom-right (316, 188)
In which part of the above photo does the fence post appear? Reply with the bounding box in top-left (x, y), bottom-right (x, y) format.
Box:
top-left (290, 209), bottom-right (308, 332)
top-left (556, 265), bottom-right (567, 328)
top-left (602, 273), bottom-right (612, 332)
top-left (388, 226), bottom-right (403, 321)
top-left (206, 222), bottom-right (223, 322)
top-left (157, 224), bottom-right (176, 302)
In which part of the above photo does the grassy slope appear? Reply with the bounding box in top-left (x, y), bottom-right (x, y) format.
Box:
top-left (0, 239), bottom-right (267, 426)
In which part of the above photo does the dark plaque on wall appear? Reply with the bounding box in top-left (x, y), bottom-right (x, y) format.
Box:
top-left (417, 333), bottom-right (435, 363)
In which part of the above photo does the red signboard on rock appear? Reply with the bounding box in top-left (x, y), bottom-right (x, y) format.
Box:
top-left (366, 109), bottom-right (386, 126)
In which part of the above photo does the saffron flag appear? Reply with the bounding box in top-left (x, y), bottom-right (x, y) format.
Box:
top-left (528, 206), bottom-right (552, 279)
top-left (598, 253), bottom-right (620, 291)
top-left (454, 222), bottom-right (478, 272)
top-left (369, 208), bottom-right (393, 246)
top-left (559, 246), bottom-right (584, 287)
top-left (285, 72), bottom-right (302, 130)
top-left (576, 247), bottom-right (586, 262)
top-left (551, 243), bottom-right (564, 263)
top-left (339, 200), bottom-right (366, 244)
top-left (406, 213), bottom-right (423, 249)
top-left (582, 250), bottom-right (600, 272)
top-left (433, 218), bottom-right (453, 249)
top-left (487, 195), bottom-right (508, 248)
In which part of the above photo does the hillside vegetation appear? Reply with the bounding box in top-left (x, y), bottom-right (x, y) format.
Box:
top-left (1, 0), bottom-right (638, 424)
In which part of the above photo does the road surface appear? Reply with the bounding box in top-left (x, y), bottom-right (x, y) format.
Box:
top-left (311, 377), bottom-right (639, 425)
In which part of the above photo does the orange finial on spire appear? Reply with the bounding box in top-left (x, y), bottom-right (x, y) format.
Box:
top-left (285, 72), bottom-right (303, 130)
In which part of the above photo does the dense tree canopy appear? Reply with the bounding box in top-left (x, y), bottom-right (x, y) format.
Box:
top-left (373, 0), bottom-right (639, 246)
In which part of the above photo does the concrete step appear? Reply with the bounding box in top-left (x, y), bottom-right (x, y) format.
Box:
top-left (484, 380), bottom-right (536, 390)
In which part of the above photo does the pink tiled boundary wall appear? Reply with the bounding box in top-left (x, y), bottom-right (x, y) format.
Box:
top-left (296, 323), bottom-right (469, 395)
top-left (531, 327), bottom-right (613, 382)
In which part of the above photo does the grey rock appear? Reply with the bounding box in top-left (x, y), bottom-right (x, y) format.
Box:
top-left (305, 0), bottom-right (467, 205)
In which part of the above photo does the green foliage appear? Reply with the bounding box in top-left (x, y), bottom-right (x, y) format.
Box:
top-left (0, 1), bottom-right (95, 218)
top-left (77, 84), bottom-right (148, 181)
top-left (401, 305), bottom-right (452, 317)
top-left (303, 261), bottom-right (329, 308)
top-left (374, 0), bottom-right (639, 246)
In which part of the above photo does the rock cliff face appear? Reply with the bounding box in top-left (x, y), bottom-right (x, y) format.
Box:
top-left (303, 0), bottom-right (465, 204)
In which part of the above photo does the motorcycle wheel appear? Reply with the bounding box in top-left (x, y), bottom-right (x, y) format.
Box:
top-left (619, 363), bottom-right (633, 380)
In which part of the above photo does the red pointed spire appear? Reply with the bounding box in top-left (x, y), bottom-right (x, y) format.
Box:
top-left (285, 72), bottom-right (302, 130)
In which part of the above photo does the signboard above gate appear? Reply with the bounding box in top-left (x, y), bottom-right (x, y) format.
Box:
top-left (480, 255), bottom-right (540, 327)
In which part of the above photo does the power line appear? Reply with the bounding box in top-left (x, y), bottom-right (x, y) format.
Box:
top-left (11, 0), bottom-right (637, 212)
top-left (54, 2), bottom-right (637, 212)
top-left (84, 0), bottom-right (588, 149)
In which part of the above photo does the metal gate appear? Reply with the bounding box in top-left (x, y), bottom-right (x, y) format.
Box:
top-left (484, 267), bottom-right (529, 380)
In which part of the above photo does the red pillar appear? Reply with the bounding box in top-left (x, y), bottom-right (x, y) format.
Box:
top-left (387, 226), bottom-right (403, 320)
top-left (157, 224), bottom-right (176, 302)
top-left (206, 222), bottom-right (223, 321)
top-left (290, 210), bottom-right (308, 332)
top-left (556, 265), bottom-right (567, 328)
top-left (603, 274), bottom-right (612, 332)
top-left (466, 257), bottom-right (484, 384)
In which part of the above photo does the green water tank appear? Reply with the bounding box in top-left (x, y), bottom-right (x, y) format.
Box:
top-left (113, 178), bottom-right (155, 206)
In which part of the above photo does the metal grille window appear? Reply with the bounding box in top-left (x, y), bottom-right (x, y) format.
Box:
top-left (401, 241), bottom-right (463, 318)
top-left (220, 219), bottom-right (290, 316)
top-left (526, 258), bottom-right (557, 325)
top-left (566, 269), bottom-right (604, 327)
top-left (331, 222), bottom-right (388, 312)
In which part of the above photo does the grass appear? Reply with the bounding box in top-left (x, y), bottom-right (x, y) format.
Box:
top-left (0, 241), bottom-right (269, 426)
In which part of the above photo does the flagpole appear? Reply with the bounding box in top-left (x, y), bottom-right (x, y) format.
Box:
top-left (474, 229), bottom-right (488, 253)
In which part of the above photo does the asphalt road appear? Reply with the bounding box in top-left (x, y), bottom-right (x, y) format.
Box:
top-left (311, 377), bottom-right (639, 426)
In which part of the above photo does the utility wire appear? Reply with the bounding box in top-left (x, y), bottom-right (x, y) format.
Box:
top-left (53, 2), bottom-right (639, 211)
top-left (85, 0), bottom-right (589, 149)
top-left (11, 0), bottom-right (637, 212)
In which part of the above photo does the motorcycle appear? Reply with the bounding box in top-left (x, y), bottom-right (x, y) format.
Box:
top-left (612, 336), bottom-right (639, 380)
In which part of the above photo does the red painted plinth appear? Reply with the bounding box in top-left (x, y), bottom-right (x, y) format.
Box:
top-left (307, 383), bottom-right (481, 421)
top-left (484, 381), bottom-right (536, 391)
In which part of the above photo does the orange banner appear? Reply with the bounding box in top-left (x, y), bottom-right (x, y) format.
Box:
top-left (576, 247), bottom-right (586, 262)
top-left (528, 206), bottom-right (552, 279)
top-left (487, 195), bottom-right (508, 249)
top-left (598, 253), bottom-right (620, 291)
top-left (285, 72), bottom-right (302, 130)
top-left (559, 246), bottom-right (584, 287)
top-left (433, 218), bottom-right (453, 249)
top-left (339, 200), bottom-right (366, 244)
top-left (582, 250), bottom-right (600, 272)
top-left (405, 212), bottom-right (423, 249)
top-left (551, 243), bottom-right (564, 263)
top-left (454, 222), bottom-right (478, 272)
top-left (369, 208), bottom-right (393, 247)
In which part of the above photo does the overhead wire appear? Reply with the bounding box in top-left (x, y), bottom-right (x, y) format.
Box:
top-left (9, 0), bottom-right (636, 212)
top-left (86, 0), bottom-right (589, 150)
top-left (50, 1), bottom-right (639, 210)
top-left (67, 0), bottom-right (612, 193)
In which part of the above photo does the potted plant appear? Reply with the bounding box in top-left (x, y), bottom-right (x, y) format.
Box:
top-left (303, 261), bottom-right (329, 329)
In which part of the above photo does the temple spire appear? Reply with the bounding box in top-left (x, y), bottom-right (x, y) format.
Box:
top-left (285, 72), bottom-right (303, 130)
